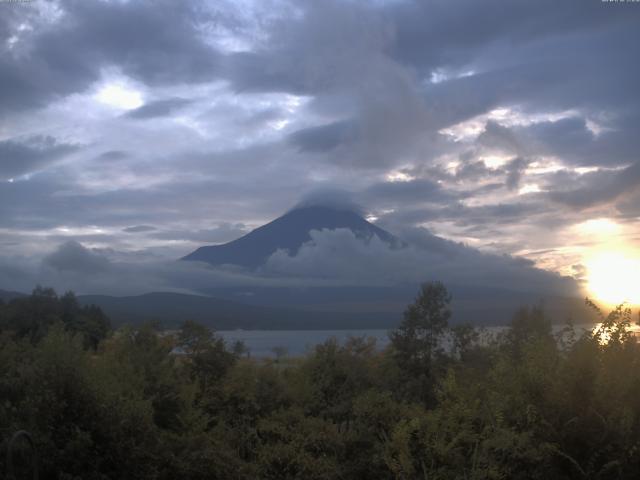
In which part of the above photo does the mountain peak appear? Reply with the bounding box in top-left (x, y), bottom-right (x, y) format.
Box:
top-left (288, 203), bottom-right (358, 215)
top-left (182, 205), bottom-right (397, 268)
top-left (289, 189), bottom-right (364, 216)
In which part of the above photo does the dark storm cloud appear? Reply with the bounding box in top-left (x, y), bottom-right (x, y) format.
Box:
top-left (125, 98), bottom-right (192, 119)
top-left (0, 135), bottom-right (79, 180)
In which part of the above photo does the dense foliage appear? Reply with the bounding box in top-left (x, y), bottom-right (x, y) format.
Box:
top-left (1, 284), bottom-right (640, 479)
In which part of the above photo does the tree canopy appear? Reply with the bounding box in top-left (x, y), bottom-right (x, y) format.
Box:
top-left (2, 285), bottom-right (640, 479)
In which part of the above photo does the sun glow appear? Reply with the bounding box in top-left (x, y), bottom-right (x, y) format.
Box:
top-left (587, 252), bottom-right (640, 306)
top-left (577, 218), bottom-right (620, 235)
top-left (95, 84), bottom-right (143, 110)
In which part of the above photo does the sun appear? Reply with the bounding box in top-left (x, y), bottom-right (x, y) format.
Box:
top-left (586, 252), bottom-right (640, 306)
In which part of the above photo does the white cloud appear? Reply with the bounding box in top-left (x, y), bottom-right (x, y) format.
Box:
top-left (263, 228), bottom-right (577, 295)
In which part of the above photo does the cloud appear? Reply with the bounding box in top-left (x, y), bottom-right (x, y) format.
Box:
top-left (1, 0), bottom-right (639, 295)
top-left (263, 228), bottom-right (577, 296)
top-left (151, 223), bottom-right (248, 243)
top-left (0, 0), bottom-right (223, 113)
top-left (44, 241), bottom-right (110, 274)
top-left (478, 121), bottom-right (523, 154)
top-left (125, 98), bottom-right (191, 119)
top-left (549, 162), bottom-right (640, 210)
top-left (97, 150), bottom-right (129, 161)
top-left (386, 0), bottom-right (631, 74)
top-left (292, 189), bottom-right (364, 216)
top-left (0, 228), bottom-right (578, 301)
top-left (363, 179), bottom-right (458, 207)
top-left (477, 116), bottom-right (638, 168)
top-left (376, 201), bottom-right (548, 233)
top-left (0, 240), bottom-right (342, 297)
top-left (505, 157), bottom-right (530, 191)
top-left (0, 135), bottom-right (79, 180)
top-left (288, 120), bottom-right (357, 153)
top-left (123, 225), bottom-right (157, 233)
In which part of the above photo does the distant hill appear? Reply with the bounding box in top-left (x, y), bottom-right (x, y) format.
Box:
top-left (0, 287), bottom-right (598, 330)
top-left (182, 205), bottom-right (399, 268)
top-left (76, 288), bottom-right (600, 330)
top-left (0, 289), bottom-right (27, 302)
top-left (77, 292), bottom-right (397, 330)
top-left (201, 284), bottom-right (602, 326)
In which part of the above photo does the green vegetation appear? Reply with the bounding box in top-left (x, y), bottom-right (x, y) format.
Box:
top-left (1, 284), bottom-right (640, 479)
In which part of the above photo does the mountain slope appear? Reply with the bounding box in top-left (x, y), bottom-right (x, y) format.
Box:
top-left (182, 205), bottom-right (398, 268)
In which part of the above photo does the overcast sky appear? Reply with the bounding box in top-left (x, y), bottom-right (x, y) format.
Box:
top-left (1, 0), bottom-right (639, 295)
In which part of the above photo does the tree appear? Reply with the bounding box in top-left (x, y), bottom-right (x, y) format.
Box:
top-left (177, 320), bottom-right (237, 396)
top-left (389, 281), bottom-right (451, 403)
top-left (505, 305), bottom-right (553, 361)
top-left (61, 291), bottom-right (111, 349)
top-left (2, 286), bottom-right (61, 343)
top-left (450, 323), bottom-right (479, 361)
top-left (0, 288), bottom-right (111, 349)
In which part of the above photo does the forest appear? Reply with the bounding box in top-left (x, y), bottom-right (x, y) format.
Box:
top-left (1, 283), bottom-right (640, 479)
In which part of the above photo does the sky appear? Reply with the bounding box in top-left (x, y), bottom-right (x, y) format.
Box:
top-left (1, 0), bottom-right (639, 301)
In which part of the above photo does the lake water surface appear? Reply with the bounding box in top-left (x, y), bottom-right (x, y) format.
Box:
top-left (218, 329), bottom-right (391, 358)
top-left (217, 323), bottom-right (622, 358)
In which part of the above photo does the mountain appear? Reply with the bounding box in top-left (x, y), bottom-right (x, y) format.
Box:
top-left (182, 205), bottom-right (398, 268)
top-left (178, 204), bottom-right (598, 327)
top-left (0, 206), bottom-right (597, 330)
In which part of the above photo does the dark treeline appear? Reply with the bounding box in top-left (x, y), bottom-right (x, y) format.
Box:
top-left (1, 283), bottom-right (640, 479)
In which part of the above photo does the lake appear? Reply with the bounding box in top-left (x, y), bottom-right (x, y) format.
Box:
top-left (217, 329), bottom-right (392, 358)
top-left (216, 323), bottom-right (622, 358)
